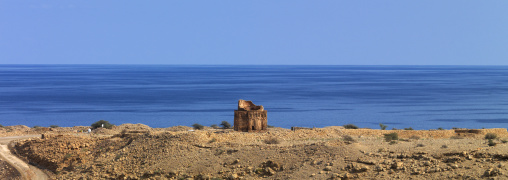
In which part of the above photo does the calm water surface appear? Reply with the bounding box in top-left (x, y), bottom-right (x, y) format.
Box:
top-left (1, 65), bottom-right (507, 130)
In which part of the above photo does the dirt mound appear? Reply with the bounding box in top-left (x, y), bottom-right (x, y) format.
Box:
top-left (0, 125), bottom-right (36, 137)
top-left (14, 135), bottom-right (98, 172)
top-left (164, 125), bottom-right (193, 132)
top-left (91, 127), bottom-right (118, 135)
top-left (116, 123), bottom-right (152, 131)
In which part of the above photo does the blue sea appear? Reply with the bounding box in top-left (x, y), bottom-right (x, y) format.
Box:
top-left (1, 65), bottom-right (507, 130)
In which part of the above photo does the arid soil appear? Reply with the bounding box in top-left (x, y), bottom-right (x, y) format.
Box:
top-left (0, 135), bottom-right (49, 180)
top-left (4, 124), bottom-right (508, 179)
top-left (0, 159), bottom-right (21, 180)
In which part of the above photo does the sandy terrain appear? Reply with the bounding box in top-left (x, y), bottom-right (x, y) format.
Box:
top-left (2, 124), bottom-right (508, 179)
top-left (0, 135), bottom-right (48, 180)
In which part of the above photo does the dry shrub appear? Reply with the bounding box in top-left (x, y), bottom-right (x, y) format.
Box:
top-left (91, 120), bottom-right (114, 129)
top-left (384, 133), bottom-right (398, 142)
top-left (485, 133), bottom-right (497, 140)
top-left (450, 136), bottom-right (464, 139)
top-left (409, 135), bottom-right (420, 140)
top-left (264, 137), bottom-right (280, 144)
top-left (488, 139), bottom-right (497, 146)
top-left (343, 124), bottom-right (358, 129)
top-left (192, 123), bottom-right (204, 130)
top-left (220, 121), bottom-right (231, 129)
top-left (342, 135), bottom-right (356, 143)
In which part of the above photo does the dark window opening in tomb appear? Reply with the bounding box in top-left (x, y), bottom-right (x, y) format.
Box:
top-left (252, 126), bottom-right (255, 130)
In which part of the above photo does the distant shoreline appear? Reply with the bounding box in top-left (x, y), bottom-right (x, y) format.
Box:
top-left (1, 123), bottom-right (507, 139)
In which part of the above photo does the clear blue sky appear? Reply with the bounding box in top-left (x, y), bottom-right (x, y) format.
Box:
top-left (1, 1), bottom-right (507, 65)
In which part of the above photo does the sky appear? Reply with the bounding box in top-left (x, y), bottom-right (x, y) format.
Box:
top-left (1, 1), bottom-right (507, 65)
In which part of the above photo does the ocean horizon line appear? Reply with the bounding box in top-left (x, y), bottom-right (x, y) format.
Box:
top-left (1, 64), bottom-right (508, 67)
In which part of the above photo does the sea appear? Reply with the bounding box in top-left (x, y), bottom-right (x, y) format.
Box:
top-left (1, 65), bottom-right (507, 130)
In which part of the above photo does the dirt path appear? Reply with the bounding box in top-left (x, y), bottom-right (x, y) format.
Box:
top-left (0, 135), bottom-right (48, 180)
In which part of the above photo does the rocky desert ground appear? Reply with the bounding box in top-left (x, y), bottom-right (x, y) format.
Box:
top-left (1, 124), bottom-right (508, 179)
top-left (0, 159), bottom-right (21, 180)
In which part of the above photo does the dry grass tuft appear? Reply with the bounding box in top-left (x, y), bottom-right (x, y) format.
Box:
top-left (264, 137), bottom-right (280, 144)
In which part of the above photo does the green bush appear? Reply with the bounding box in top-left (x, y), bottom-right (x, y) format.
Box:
top-left (404, 127), bottom-right (414, 130)
top-left (0, 124), bottom-right (3, 128)
top-left (220, 121), bottom-right (231, 129)
top-left (50, 125), bottom-right (59, 128)
top-left (343, 124), bottom-right (358, 129)
top-left (384, 133), bottom-right (398, 142)
top-left (485, 133), bottom-right (497, 140)
top-left (488, 139), bottom-right (496, 146)
top-left (379, 123), bottom-right (387, 130)
top-left (389, 141), bottom-right (397, 145)
top-left (437, 127), bottom-right (444, 130)
top-left (91, 120), bottom-right (114, 129)
top-left (33, 125), bottom-right (42, 128)
top-left (210, 124), bottom-right (219, 129)
top-left (192, 123), bottom-right (204, 130)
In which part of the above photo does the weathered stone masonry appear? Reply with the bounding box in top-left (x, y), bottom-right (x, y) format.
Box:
top-left (234, 100), bottom-right (267, 132)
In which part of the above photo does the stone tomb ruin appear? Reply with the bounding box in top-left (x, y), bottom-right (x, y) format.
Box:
top-left (234, 100), bottom-right (267, 132)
